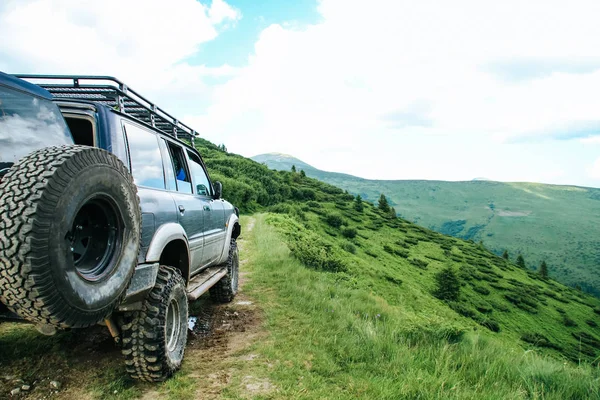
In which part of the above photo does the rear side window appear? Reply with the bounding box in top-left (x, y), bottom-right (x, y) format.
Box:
top-left (124, 122), bottom-right (165, 190)
top-left (166, 142), bottom-right (192, 194)
top-left (187, 150), bottom-right (212, 196)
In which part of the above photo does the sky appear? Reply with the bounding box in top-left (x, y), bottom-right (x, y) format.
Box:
top-left (1, 0), bottom-right (600, 187)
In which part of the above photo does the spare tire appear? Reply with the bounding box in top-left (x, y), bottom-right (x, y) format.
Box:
top-left (0, 145), bottom-right (141, 328)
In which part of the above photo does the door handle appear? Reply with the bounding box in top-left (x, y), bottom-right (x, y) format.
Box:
top-left (203, 205), bottom-right (211, 211)
top-left (178, 205), bottom-right (185, 212)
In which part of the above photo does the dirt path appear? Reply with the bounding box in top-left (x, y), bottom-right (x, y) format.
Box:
top-left (138, 216), bottom-right (264, 400)
top-left (1, 217), bottom-right (265, 400)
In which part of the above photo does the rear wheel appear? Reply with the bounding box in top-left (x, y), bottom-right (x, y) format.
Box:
top-left (120, 266), bottom-right (189, 382)
top-left (0, 145), bottom-right (141, 328)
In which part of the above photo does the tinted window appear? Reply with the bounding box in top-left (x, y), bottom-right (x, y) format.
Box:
top-left (187, 150), bottom-right (212, 196)
top-left (0, 85), bottom-right (72, 165)
top-left (167, 143), bottom-right (192, 194)
top-left (124, 122), bottom-right (165, 190)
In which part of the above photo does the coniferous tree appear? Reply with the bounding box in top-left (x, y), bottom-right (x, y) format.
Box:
top-left (291, 165), bottom-right (297, 173)
top-left (539, 260), bottom-right (549, 279)
top-left (502, 250), bottom-right (509, 260)
top-left (389, 206), bottom-right (397, 219)
top-left (433, 266), bottom-right (461, 302)
top-left (300, 169), bottom-right (306, 178)
top-left (516, 254), bottom-right (526, 269)
top-left (354, 195), bottom-right (364, 212)
top-left (378, 194), bottom-right (390, 213)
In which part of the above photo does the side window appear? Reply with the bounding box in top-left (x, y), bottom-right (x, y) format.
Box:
top-left (158, 139), bottom-right (176, 191)
top-left (124, 122), bottom-right (165, 190)
top-left (187, 150), bottom-right (212, 197)
top-left (166, 142), bottom-right (192, 194)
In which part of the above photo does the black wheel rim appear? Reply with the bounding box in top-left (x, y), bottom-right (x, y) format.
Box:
top-left (65, 196), bottom-right (123, 282)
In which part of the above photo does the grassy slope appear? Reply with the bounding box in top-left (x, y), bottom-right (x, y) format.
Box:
top-left (251, 153), bottom-right (600, 296)
top-left (233, 214), bottom-right (600, 399)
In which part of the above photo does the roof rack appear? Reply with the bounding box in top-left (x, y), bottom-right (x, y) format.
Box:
top-left (14, 74), bottom-right (198, 143)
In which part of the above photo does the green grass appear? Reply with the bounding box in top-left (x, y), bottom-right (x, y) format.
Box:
top-left (251, 153), bottom-right (600, 297)
top-left (232, 213), bottom-right (600, 399)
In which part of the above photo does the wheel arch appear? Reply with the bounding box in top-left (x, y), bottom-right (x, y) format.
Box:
top-left (146, 223), bottom-right (191, 283)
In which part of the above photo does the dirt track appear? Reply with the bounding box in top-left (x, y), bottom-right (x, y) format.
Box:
top-left (1, 218), bottom-right (264, 399)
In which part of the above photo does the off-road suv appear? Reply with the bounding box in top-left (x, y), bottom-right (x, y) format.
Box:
top-left (0, 73), bottom-right (241, 382)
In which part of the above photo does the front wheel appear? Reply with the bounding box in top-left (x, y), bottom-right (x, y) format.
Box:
top-left (209, 239), bottom-right (239, 303)
top-left (120, 266), bottom-right (188, 382)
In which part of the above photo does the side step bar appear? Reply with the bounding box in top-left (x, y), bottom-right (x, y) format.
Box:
top-left (186, 266), bottom-right (227, 301)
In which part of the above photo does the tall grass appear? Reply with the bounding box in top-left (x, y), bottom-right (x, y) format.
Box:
top-left (240, 215), bottom-right (600, 399)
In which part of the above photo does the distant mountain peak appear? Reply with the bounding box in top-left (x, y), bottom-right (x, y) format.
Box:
top-left (472, 177), bottom-right (491, 181)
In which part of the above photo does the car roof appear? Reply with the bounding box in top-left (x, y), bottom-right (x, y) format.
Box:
top-left (0, 72), bottom-right (53, 100)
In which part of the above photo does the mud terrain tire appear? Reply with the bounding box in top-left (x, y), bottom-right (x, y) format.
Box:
top-left (0, 145), bottom-right (141, 328)
top-left (209, 239), bottom-right (239, 303)
top-left (121, 266), bottom-right (188, 382)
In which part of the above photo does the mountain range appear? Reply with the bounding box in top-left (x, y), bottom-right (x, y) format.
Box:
top-left (251, 152), bottom-right (600, 296)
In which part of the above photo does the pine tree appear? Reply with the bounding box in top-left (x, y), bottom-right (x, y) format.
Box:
top-left (502, 250), bottom-right (509, 260)
top-left (389, 206), bottom-right (397, 219)
top-left (433, 266), bottom-right (461, 302)
top-left (300, 169), bottom-right (306, 178)
top-left (354, 195), bottom-right (364, 212)
top-left (516, 254), bottom-right (526, 269)
top-left (291, 165), bottom-right (296, 173)
top-left (378, 194), bottom-right (390, 213)
top-left (539, 260), bottom-right (549, 279)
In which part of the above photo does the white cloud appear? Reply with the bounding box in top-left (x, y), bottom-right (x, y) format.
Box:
top-left (190, 0), bottom-right (600, 185)
top-left (2, 0), bottom-right (599, 186)
top-left (588, 158), bottom-right (600, 180)
top-left (0, 0), bottom-right (239, 87)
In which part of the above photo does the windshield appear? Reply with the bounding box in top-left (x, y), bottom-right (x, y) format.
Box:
top-left (0, 85), bottom-right (72, 169)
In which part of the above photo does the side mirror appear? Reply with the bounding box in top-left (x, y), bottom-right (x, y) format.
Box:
top-left (213, 181), bottom-right (222, 199)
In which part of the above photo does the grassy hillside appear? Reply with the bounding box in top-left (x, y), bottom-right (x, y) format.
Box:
top-left (200, 145), bottom-right (600, 365)
top-left (251, 153), bottom-right (600, 297)
top-left (2, 141), bottom-right (600, 399)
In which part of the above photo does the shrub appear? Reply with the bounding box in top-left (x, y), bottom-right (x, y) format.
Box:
top-left (449, 302), bottom-right (477, 318)
top-left (521, 333), bottom-right (562, 350)
top-left (306, 201), bottom-right (322, 209)
top-left (586, 319), bottom-right (598, 328)
top-left (395, 249), bottom-right (409, 258)
top-left (365, 250), bottom-right (378, 258)
top-left (341, 227), bottom-right (357, 239)
top-left (478, 318), bottom-right (501, 333)
top-left (475, 303), bottom-right (493, 314)
top-left (433, 266), bottom-right (461, 301)
top-left (288, 233), bottom-right (347, 273)
top-left (341, 242), bottom-right (356, 254)
top-left (324, 213), bottom-right (344, 228)
top-left (409, 258), bottom-right (429, 270)
top-left (472, 285), bottom-right (490, 295)
top-left (594, 307), bottom-right (600, 316)
top-left (563, 316), bottom-right (578, 327)
top-left (385, 274), bottom-right (403, 285)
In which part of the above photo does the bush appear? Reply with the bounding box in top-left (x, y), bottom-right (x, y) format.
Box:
top-left (521, 333), bottom-right (562, 350)
top-left (288, 233), bottom-right (347, 273)
top-left (594, 307), bottom-right (600, 316)
top-left (472, 285), bottom-right (490, 295)
top-left (324, 213), bottom-right (344, 228)
top-left (478, 318), bottom-right (501, 332)
top-left (341, 242), bottom-right (356, 254)
top-left (365, 250), bottom-right (378, 258)
top-left (341, 227), bottom-right (357, 239)
top-left (306, 201), bottom-right (322, 209)
top-left (586, 319), bottom-right (598, 328)
top-left (433, 266), bottom-right (461, 301)
top-left (409, 258), bottom-right (429, 270)
top-left (449, 302), bottom-right (476, 318)
top-left (563, 316), bottom-right (578, 327)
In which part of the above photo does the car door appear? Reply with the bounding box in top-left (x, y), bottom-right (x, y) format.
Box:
top-left (162, 139), bottom-right (207, 272)
top-left (186, 149), bottom-right (226, 267)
